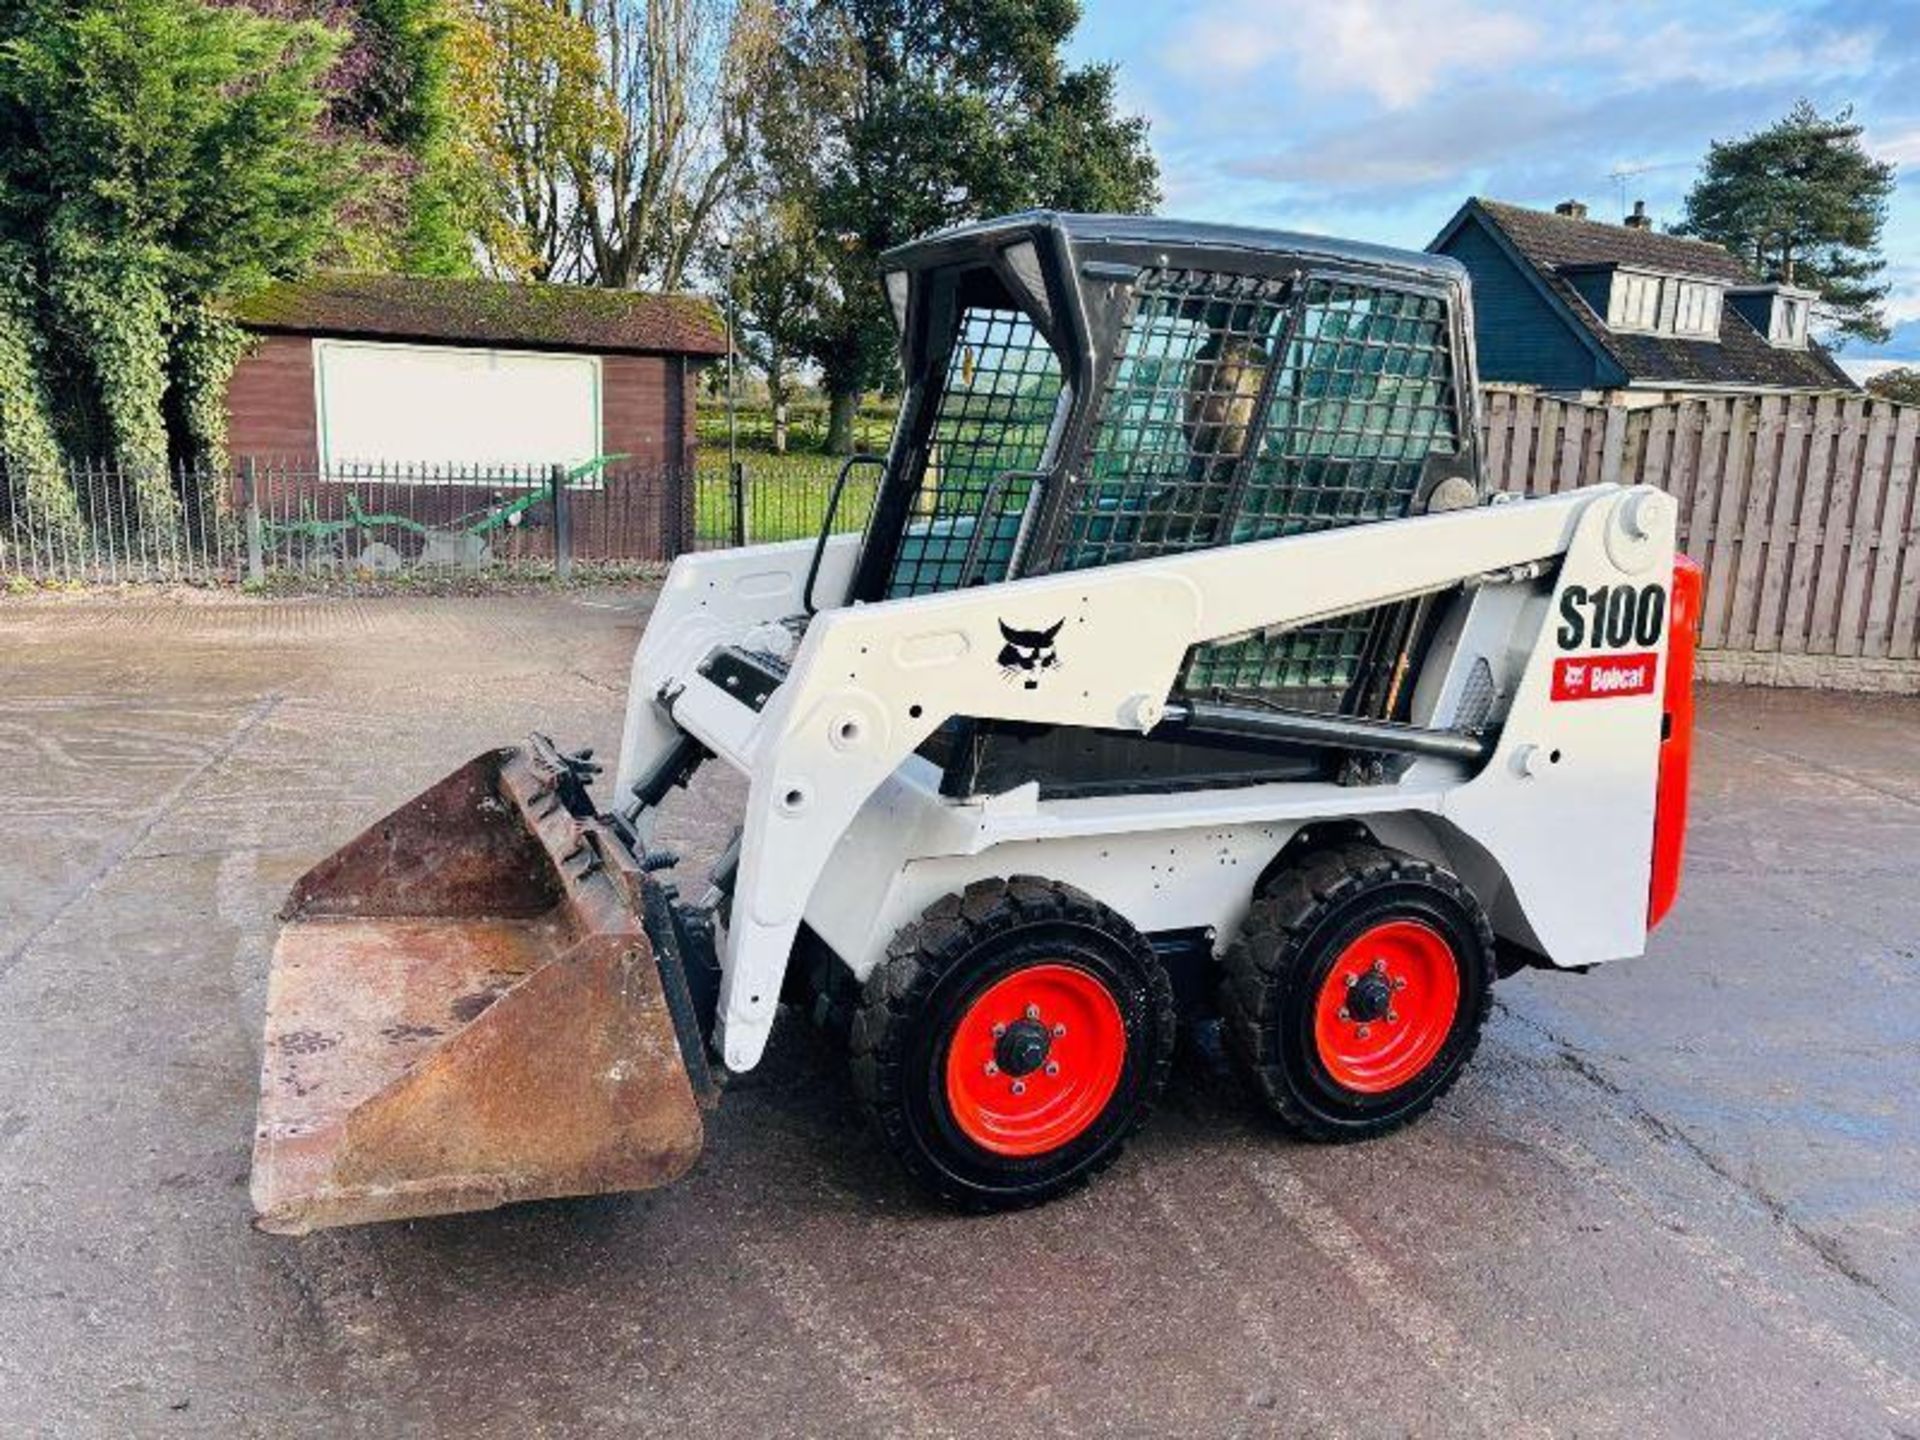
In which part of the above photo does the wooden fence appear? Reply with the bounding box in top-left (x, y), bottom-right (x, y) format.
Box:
top-left (1480, 389), bottom-right (1920, 689)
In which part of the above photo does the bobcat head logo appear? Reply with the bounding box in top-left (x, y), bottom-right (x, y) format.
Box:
top-left (998, 619), bottom-right (1063, 689)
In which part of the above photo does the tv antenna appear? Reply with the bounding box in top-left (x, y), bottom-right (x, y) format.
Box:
top-left (1606, 162), bottom-right (1690, 218)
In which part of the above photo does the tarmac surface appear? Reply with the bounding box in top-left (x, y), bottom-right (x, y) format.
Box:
top-left (1, 587), bottom-right (1916, 1438)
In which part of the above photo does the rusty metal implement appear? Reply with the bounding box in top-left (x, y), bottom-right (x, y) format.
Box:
top-left (250, 743), bottom-right (705, 1234)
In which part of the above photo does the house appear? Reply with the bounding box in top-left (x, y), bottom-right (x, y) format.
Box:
top-left (228, 273), bottom-right (727, 470)
top-left (1429, 198), bottom-right (1856, 406)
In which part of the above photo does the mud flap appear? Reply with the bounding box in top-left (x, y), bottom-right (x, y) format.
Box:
top-left (250, 742), bottom-right (707, 1235)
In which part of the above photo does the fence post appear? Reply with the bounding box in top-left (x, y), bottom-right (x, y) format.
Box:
top-left (730, 458), bottom-right (747, 547)
top-left (659, 463), bottom-right (690, 560)
top-left (550, 463), bottom-right (574, 580)
top-left (242, 458), bottom-right (264, 583)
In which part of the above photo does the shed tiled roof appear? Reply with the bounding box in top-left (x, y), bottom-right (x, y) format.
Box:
top-left (1468, 200), bottom-right (1856, 393)
top-left (236, 273), bottom-right (727, 357)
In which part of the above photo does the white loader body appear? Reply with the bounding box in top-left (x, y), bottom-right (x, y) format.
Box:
top-left (616, 482), bottom-right (1678, 1073)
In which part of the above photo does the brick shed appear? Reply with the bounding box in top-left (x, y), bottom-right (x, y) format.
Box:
top-left (228, 273), bottom-right (726, 472)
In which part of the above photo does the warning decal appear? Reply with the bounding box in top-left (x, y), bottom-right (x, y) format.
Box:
top-left (1551, 652), bottom-right (1658, 702)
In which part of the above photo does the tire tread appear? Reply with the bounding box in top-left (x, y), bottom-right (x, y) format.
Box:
top-left (852, 875), bottom-right (1176, 1210)
top-left (1220, 843), bottom-right (1494, 1142)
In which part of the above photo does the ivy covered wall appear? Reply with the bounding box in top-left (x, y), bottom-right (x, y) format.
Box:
top-left (0, 0), bottom-right (464, 542)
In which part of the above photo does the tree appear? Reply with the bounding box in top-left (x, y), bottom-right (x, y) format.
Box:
top-left (0, 240), bottom-right (76, 544)
top-left (1866, 367), bottom-right (1920, 406)
top-left (450, 0), bottom-right (762, 291)
top-left (717, 197), bottom-right (823, 452)
top-left (0, 0), bottom-right (351, 512)
top-left (762, 0), bottom-right (1159, 452)
top-left (450, 0), bottom-right (622, 280)
top-left (571, 0), bottom-right (757, 291)
top-left (1678, 101), bottom-right (1896, 345)
top-left (356, 0), bottom-right (472, 275)
top-left (219, 0), bottom-right (471, 276)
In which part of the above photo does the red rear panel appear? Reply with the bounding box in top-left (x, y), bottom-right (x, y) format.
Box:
top-left (1648, 555), bottom-right (1702, 928)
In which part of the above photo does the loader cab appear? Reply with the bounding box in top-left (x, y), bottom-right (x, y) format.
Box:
top-left (843, 213), bottom-right (1487, 798)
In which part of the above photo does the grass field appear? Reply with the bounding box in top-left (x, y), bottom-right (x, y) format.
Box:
top-left (692, 397), bottom-right (898, 545)
top-left (692, 452), bottom-right (877, 546)
top-left (694, 398), bottom-right (898, 459)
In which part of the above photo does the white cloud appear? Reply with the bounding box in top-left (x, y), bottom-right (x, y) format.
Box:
top-left (1872, 125), bottom-right (1920, 168)
top-left (1838, 358), bottom-right (1912, 381)
top-left (1575, 10), bottom-right (1879, 90)
top-left (1171, 0), bottom-right (1542, 110)
top-left (1885, 265), bottom-right (1920, 325)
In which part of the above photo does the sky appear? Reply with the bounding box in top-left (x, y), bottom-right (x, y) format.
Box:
top-left (1067, 0), bottom-right (1920, 362)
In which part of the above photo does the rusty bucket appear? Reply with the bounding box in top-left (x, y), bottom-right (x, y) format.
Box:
top-left (250, 744), bottom-right (705, 1234)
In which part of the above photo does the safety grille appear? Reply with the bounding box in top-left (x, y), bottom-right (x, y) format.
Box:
top-left (1044, 269), bottom-right (1460, 715)
top-left (1453, 655), bottom-right (1497, 732)
top-left (1237, 278), bottom-right (1459, 538)
top-left (1180, 611), bottom-right (1384, 707)
top-left (1052, 270), bottom-right (1295, 569)
top-left (1179, 278), bottom-right (1460, 711)
top-left (884, 306), bottom-right (1064, 598)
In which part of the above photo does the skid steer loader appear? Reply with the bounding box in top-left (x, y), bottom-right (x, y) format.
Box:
top-left (252, 213), bottom-right (1701, 1232)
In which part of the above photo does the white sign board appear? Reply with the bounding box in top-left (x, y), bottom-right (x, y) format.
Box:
top-left (314, 340), bottom-right (601, 472)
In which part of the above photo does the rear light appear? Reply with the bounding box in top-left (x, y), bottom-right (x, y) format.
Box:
top-left (1648, 554), bottom-right (1702, 928)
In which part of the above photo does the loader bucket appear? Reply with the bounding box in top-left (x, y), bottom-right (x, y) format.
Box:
top-left (250, 743), bottom-right (705, 1235)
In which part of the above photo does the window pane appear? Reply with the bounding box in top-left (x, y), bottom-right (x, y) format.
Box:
top-left (1185, 277), bottom-right (1457, 703)
top-left (1052, 269), bottom-right (1295, 568)
top-left (884, 305), bottom-right (1065, 598)
top-left (1615, 273), bottom-right (1661, 330)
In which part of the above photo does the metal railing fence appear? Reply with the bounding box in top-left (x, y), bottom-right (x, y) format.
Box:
top-left (2, 458), bottom-right (700, 585)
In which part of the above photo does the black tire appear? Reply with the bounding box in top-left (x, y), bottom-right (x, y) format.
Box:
top-left (850, 876), bottom-right (1176, 1210)
top-left (1221, 842), bottom-right (1494, 1141)
top-left (788, 923), bottom-right (858, 1044)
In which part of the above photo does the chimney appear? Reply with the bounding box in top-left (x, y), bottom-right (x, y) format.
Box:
top-left (1554, 200), bottom-right (1588, 220)
top-left (1624, 200), bottom-right (1652, 231)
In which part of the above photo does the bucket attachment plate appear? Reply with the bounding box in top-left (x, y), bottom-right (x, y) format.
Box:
top-left (251, 743), bottom-right (704, 1234)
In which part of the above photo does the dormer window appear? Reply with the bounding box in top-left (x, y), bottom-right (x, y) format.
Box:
top-left (1726, 284), bottom-right (1817, 350)
top-left (1586, 266), bottom-right (1722, 339)
top-left (1772, 295), bottom-right (1811, 348)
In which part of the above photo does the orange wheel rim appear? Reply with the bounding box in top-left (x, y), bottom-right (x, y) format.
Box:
top-left (1313, 920), bottom-right (1460, 1094)
top-left (944, 963), bottom-right (1127, 1157)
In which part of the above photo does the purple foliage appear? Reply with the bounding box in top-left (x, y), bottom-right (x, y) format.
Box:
top-left (203, 0), bottom-right (379, 121)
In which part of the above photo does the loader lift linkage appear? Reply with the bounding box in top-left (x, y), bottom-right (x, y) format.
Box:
top-left (252, 212), bottom-right (1701, 1231)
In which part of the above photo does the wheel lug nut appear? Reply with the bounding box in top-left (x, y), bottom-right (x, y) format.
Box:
top-left (1392, 977), bottom-right (1406, 990)
top-left (984, 1061), bottom-right (998, 1076)
top-left (1344, 974), bottom-right (1358, 988)
top-left (991, 1022), bottom-right (1006, 1038)
top-left (1356, 1025), bottom-right (1371, 1040)
top-left (1387, 1010), bottom-right (1399, 1023)
top-left (1025, 1004), bottom-right (1041, 1020)
top-left (1051, 1023), bottom-right (1066, 1037)
top-left (1044, 1061), bottom-right (1059, 1076)
top-left (1338, 1006), bottom-right (1351, 1021)
top-left (1010, 1080), bottom-right (1026, 1096)
top-left (1372, 958), bottom-right (1388, 974)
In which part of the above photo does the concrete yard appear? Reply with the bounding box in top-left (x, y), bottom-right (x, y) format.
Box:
top-left (1, 588), bottom-right (1916, 1438)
